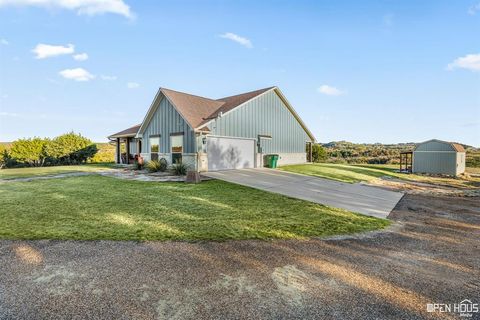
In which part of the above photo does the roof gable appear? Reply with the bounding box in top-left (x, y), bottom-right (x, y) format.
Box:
top-left (161, 88), bottom-right (224, 128)
top-left (121, 86), bottom-right (315, 142)
top-left (415, 139), bottom-right (465, 152)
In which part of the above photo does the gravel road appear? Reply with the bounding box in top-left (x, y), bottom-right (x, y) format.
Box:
top-left (1, 194), bottom-right (479, 319)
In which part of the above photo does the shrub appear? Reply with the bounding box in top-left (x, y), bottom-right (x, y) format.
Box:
top-left (134, 160), bottom-right (143, 170)
top-left (172, 162), bottom-right (187, 175)
top-left (311, 144), bottom-right (327, 163)
top-left (10, 137), bottom-right (49, 167)
top-left (146, 160), bottom-right (162, 172)
top-left (45, 132), bottom-right (97, 164)
top-left (158, 158), bottom-right (168, 172)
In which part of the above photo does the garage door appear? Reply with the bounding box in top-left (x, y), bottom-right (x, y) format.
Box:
top-left (207, 136), bottom-right (255, 171)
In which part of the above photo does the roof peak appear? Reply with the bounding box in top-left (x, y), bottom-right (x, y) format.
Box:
top-left (160, 87), bottom-right (220, 103)
top-left (216, 86), bottom-right (276, 101)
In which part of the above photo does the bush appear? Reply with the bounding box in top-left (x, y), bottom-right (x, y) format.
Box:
top-left (45, 132), bottom-right (97, 164)
top-left (172, 162), bottom-right (187, 175)
top-left (134, 160), bottom-right (143, 170)
top-left (158, 158), bottom-right (168, 172)
top-left (146, 160), bottom-right (162, 172)
top-left (10, 137), bottom-right (49, 167)
top-left (311, 144), bottom-right (327, 163)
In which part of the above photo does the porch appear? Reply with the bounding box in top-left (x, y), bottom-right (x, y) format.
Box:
top-left (107, 124), bottom-right (142, 164)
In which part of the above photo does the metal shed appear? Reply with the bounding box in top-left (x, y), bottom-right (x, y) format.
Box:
top-left (413, 139), bottom-right (466, 176)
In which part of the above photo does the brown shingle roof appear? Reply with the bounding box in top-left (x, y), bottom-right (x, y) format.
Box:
top-left (113, 86), bottom-right (316, 141)
top-left (108, 124), bottom-right (141, 138)
top-left (161, 88), bottom-right (224, 129)
top-left (212, 87), bottom-right (275, 117)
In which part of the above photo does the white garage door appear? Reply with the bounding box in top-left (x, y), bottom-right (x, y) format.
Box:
top-left (207, 136), bottom-right (255, 171)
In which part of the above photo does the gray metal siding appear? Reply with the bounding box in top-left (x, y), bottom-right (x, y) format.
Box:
top-left (142, 96), bottom-right (195, 153)
top-left (413, 152), bottom-right (457, 175)
top-left (210, 90), bottom-right (310, 153)
top-left (416, 140), bottom-right (455, 152)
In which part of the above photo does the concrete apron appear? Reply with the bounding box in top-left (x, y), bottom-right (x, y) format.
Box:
top-left (203, 168), bottom-right (404, 219)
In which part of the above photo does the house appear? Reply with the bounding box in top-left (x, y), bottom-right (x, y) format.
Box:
top-left (108, 86), bottom-right (316, 171)
top-left (409, 139), bottom-right (466, 176)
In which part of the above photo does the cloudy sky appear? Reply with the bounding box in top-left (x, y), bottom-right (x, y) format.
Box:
top-left (0, 0), bottom-right (479, 146)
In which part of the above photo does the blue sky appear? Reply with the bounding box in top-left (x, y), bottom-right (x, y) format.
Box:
top-left (0, 0), bottom-right (479, 146)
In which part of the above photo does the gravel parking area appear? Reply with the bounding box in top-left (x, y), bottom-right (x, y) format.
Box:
top-left (1, 194), bottom-right (479, 320)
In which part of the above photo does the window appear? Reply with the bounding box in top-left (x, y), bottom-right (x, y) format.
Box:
top-left (171, 134), bottom-right (183, 164)
top-left (149, 136), bottom-right (160, 153)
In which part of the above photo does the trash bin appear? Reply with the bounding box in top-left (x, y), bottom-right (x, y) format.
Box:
top-left (271, 154), bottom-right (279, 168)
top-left (266, 154), bottom-right (279, 168)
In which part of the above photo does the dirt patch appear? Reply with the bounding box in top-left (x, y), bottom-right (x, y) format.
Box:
top-left (366, 176), bottom-right (480, 197)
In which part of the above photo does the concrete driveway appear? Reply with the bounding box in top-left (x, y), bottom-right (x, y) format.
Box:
top-left (204, 168), bottom-right (404, 218)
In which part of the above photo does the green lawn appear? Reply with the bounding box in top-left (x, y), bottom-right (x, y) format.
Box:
top-left (0, 175), bottom-right (389, 241)
top-left (0, 163), bottom-right (116, 179)
top-left (280, 163), bottom-right (480, 188)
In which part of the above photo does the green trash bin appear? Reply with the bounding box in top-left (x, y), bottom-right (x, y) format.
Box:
top-left (264, 155), bottom-right (272, 168)
top-left (266, 154), bottom-right (279, 168)
top-left (271, 154), bottom-right (279, 168)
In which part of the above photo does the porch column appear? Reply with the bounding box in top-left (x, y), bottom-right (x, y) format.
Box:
top-left (125, 138), bottom-right (130, 164)
top-left (116, 138), bottom-right (120, 164)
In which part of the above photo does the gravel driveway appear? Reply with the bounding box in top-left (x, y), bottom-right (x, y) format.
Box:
top-left (1, 194), bottom-right (479, 320)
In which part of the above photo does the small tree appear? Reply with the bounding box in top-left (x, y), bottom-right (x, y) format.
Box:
top-left (312, 144), bottom-right (327, 163)
top-left (10, 138), bottom-right (49, 167)
top-left (45, 132), bottom-right (97, 164)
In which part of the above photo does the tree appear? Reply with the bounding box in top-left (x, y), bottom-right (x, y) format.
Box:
top-left (10, 138), bottom-right (49, 167)
top-left (312, 144), bottom-right (327, 163)
top-left (45, 132), bottom-right (97, 164)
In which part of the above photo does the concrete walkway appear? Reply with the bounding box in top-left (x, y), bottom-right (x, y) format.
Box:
top-left (204, 168), bottom-right (404, 218)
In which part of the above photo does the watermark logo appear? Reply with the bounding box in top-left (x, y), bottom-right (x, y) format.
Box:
top-left (427, 299), bottom-right (479, 318)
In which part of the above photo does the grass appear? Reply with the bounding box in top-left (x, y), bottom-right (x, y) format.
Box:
top-left (0, 163), bottom-right (116, 179)
top-left (280, 163), bottom-right (480, 188)
top-left (0, 175), bottom-right (389, 241)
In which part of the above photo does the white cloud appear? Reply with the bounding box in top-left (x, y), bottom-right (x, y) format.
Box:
top-left (0, 111), bottom-right (19, 117)
top-left (32, 43), bottom-right (74, 59)
top-left (101, 75), bottom-right (117, 80)
top-left (468, 2), bottom-right (480, 15)
top-left (59, 68), bottom-right (95, 81)
top-left (73, 52), bottom-right (88, 61)
top-left (0, 38), bottom-right (8, 45)
top-left (0, 0), bottom-right (134, 19)
top-left (220, 32), bottom-right (253, 48)
top-left (317, 85), bottom-right (345, 96)
top-left (127, 82), bottom-right (139, 89)
top-left (447, 53), bottom-right (480, 72)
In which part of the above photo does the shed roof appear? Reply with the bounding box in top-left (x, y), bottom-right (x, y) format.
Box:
top-left (450, 143), bottom-right (465, 152)
top-left (414, 139), bottom-right (465, 152)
